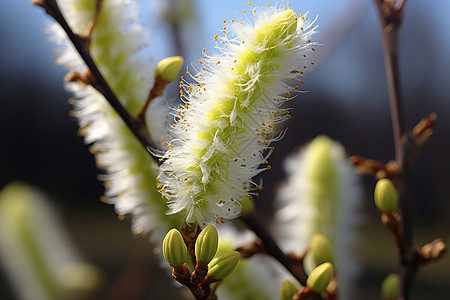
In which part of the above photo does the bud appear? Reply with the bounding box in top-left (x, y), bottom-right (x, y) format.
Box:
top-left (381, 273), bottom-right (400, 300)
top-left (306, 262), bottom-right (334, 293)
top-left (420, 238), bottom-right (447, 262)
top-left (162, 228), bottom-right (188, 268)
top-left (279, 279), bottom-right (299, 300)
top-left (374, 179), bottom-right (399, 213)
top-left (309, 233), bottom-right (334, 267)
top-left (206, 251), bottom-right (240, 281)
top-left (195, 225), bottom-right (219, 264)
top-left (154, 56), bottom-right (184, 82)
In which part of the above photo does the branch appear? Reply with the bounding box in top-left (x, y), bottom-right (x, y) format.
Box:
top-left (33, 0), bottom-right (158, 158)
top-left (241, 211), bottom-right (308, 286)
top-left (373, 1), bottom-right (418, 299)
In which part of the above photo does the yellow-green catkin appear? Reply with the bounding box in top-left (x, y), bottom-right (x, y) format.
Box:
top-left (0, 182), bottom-right (102, 300)
top-left (158, 4), bottom-right (317, 226)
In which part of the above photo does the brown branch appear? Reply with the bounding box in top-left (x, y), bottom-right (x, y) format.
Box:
top-left (33, 0), bottom-right (158, 158)
top-left (381, 211), bottom-right (407, 257)
top-left (372, 1), bottom-right (419, 299)
top-left (83, 0), bottom-right (104, 42)
top-left (235, 239), bottom-right (265, 258)
top-left (138, 76), bottom-right (170, 124)
top-left (180, 222), bottom-right (200, 268)
top-left (241, 211), bottom-right (308, 286)
top-left (350, 155), bottom-right (389, 178)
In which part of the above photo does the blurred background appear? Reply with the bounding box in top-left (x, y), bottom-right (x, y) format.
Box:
top-left (1, 0), bottom-right (449, 299)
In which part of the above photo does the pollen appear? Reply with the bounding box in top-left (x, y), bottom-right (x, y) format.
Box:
top-left (267, 3), bottom-right (271, 6)
top-left (214, 35), bottom-right (218, 41)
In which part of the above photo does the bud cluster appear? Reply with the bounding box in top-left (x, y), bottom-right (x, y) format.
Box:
top-left (162, 225), bottom-right (240, 297)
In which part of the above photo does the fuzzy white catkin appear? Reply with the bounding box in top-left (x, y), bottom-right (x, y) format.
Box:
top-left (0, 183), bottom-right (80, 300)
top-left (158, 4), bottom-right (317, 226)
top-left (274, 136), bottom-right (363, 299)
top-left (48, 0), bottom-right (182, 243)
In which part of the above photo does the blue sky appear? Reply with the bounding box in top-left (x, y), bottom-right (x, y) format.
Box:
top-left (4, 0), bottom-right (450, 90)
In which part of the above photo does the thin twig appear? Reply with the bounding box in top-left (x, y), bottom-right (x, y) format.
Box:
top-left (83, 0), bottom-right (104, 42)
top-left (241, 211), bottom-right (307, 286)
top-left (372, 1), bottom-right (416, 299)
top-left (137, 76), bottom-right (170, 124)
top-left (34, 0), bottom-right (158, 157)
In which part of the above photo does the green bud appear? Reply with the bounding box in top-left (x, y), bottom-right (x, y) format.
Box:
top-left (155, 56), bottom-right (184, 82)
top-left (162, 228), bottom-right (188, 268)
top-left (306, 262), bottom-right (334, 293)
top-left (279, 279), bottom-right (299, 300)
top-left (381, 273), bottom-right (400, 300)
top-left (309, 233), bottom-right (334, 267)
top-left (195, 225), bottom-right (218, 264)
top-left (374, 179), bottom-right (399, 213)
top-left (206, 251), bottom-right (240, 281)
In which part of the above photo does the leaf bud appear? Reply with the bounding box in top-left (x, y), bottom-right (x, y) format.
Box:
top-left (195, 225), bottom-right (219, 264)
top-left (309, 233), bottom-right (334, 267)
top-left (306, 262), bottom-right (334, 293)
top-left (206, 251), bottom-right (240, 281)
top-left (374, 178), bottom-right (399, 213)
top-left (162, 228), bottom-right (188, 268)
top-left (381, 273), bottom-right (400, 300)
top-left (279, 279), bottom-right (299, 300)
top-left (155, 56), bottom-right (184, 82)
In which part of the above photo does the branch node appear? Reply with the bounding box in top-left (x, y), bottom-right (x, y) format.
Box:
top-left (349, 155), bottom-right (392, 178)
top-left (138, 76), bottom-right (170, 123)
top-left (412, 113), bottom-right (437, 147)
top-left (418, 238), bottom-right (447, 265)
top-left (235, 239), bottom-right (265, 258)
